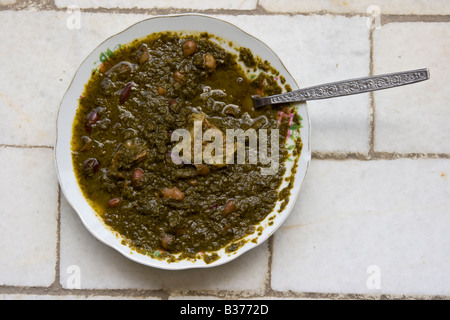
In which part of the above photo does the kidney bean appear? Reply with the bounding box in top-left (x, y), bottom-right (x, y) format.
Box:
top-left (204, 53), bottom-right (216, 70)
top-left (157, 86), bottom-right (167, 96)
top-left (173, 71), bottom-right (184, 84)
top-left (85, 108), bottom-right (100, 133)
top-left (222, 200), bottom-right (235, 217)
top-left (131, 168), bottom-right (145, 188)
top-left (160, 234), bottom-right (174, 250)
top-left (182, 40), bottom-right (197, 57)
top-left (162, 187), bottom-right (185, 201)
top-left (194, 164), bottom-right (210, 176)
top-left (119, 82), bottom-right (133, 104)
top-left (83, 158), bottom-right (100, 176)
top-left (107, 198), bottom-right (121, 208)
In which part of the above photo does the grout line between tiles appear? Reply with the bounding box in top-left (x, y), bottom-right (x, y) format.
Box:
top-left (0, 144), bottom-right (53, 149)
top-left (381, 14), bottom-right (450, 24)
top-left (0, 284), bottom-right (448, 300)
top-left (0, 144), bottom-right (449, 160)
top-left (0, 286), bottom-right (170, 299)
top-left (368, 27), bottom-right (375, 157)
top-left (1, 2), bottom-right (450, 24)
top-left (264, 236), bottom-right (274, 295)
top-left (50, 185), bottom-right (62, 290)
top-left (312, 151), bottom-right (450, 160)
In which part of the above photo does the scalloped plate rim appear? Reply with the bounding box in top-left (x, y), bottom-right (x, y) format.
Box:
top-left (54, 13), bottom-right (311, 270)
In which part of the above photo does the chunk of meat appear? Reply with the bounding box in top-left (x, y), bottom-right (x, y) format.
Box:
top-left (110, 138), bottom-right (148, 170)
top-left (188, 113), bottom-right (237, 167)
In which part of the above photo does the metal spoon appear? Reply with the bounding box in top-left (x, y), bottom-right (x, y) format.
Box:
top-left (252, 68), bottom-right (430, 108)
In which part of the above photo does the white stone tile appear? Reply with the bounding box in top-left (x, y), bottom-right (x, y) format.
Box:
top-left (60, 195), bottom-right (269, 291)
top-left (219, 15), bottom-right (371, 153)
top-left (0, 11), bottom-right (79, 146)
top-left (272, 159), bottom-right (450, 296)
top-left (0, 147), bottom-right (58, 287)
top-left (373, 23), bottom-right (450, 154)
top-left (54, 0), bottom-right (257, 10)
top-left (259, 0), bottom-right (450, 15)
top-left (0, 11), bottom-right (148, 146)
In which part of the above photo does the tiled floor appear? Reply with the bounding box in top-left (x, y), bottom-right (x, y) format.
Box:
top-left (0, 1), bottom-right (449, 300)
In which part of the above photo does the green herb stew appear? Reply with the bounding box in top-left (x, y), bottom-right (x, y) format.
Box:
top-left (72, 32), bottom-right (302, 263)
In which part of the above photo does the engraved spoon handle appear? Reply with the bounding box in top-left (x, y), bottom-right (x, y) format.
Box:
top-left (252, 68), bottom-right (430, 108)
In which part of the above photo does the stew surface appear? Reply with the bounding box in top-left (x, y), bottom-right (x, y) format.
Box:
top-left (72, 32), bottom-right (302, 263)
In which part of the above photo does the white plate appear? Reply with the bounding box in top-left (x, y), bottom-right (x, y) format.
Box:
top-left (55, 14), bottom-right (311, 270)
